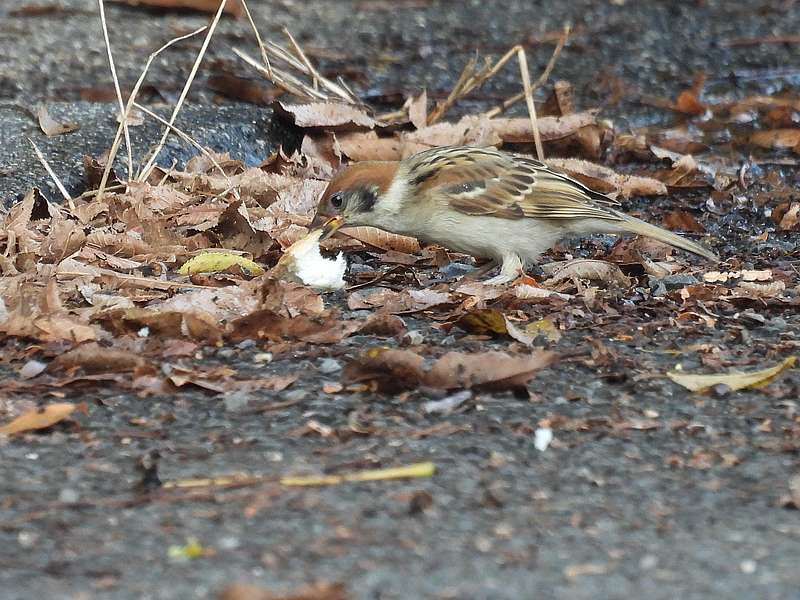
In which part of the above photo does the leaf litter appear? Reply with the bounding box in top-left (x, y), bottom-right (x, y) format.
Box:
top-left (2, 1), bottom-right (800, 562)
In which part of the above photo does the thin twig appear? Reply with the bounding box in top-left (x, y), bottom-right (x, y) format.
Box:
top-left (133, 102), bottom-right (239, 199)
top-left (137, 0), bottom-right (228, 182)
top-left (233, 48), bottom-right (327, 100)
top-left (516, 47), bottom-right (544, 161)
top-left (428, 45), bottom-right (520, 125)
top-left (485, 25), bottom-right (570, 118)
top-left (239, 0), bottom-right (272, 78)
top-left (97, 0), bottom-right (133, 181)
top-left (28, 138), bottom-right (74, 210)
top-left (283, 27), bottom-right (319, 90)
top-left (97, 26), bottom-right (207, 202)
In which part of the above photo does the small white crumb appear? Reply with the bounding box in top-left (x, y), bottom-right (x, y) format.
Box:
top-left (740, 560), bottom-right (757, 574)
top-left (278, 228), bottom-right (346, 291)
top-left (534, 427), bottom-right (553, 452)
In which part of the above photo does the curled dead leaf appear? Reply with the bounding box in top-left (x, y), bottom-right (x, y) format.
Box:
top-left (0, 403), bottom-right (76, 435)
top-left (667, 357), bottom-right (796, 393)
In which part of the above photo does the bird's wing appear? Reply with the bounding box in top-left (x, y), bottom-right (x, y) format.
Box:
top-left (405, 146), bottom-right (624, 223)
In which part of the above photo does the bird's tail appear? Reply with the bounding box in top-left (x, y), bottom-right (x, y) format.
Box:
top-left (609, 211), bottom-right (719, 262)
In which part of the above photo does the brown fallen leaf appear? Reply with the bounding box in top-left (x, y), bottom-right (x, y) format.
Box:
top-left (274, 101), bottom-right (375, 130)
top-left (37, 104), bottom-right (79, 136)
top-left (750, 129), bottom-right (800, 153)
top-left (0, 403), bottom-right (76, 435)
top-left (774, 202), bottom-right (800, 230)
top-left (219, 581), bottom-right (349, 600)
top-left (408, 90), bottom-right (428, 129)
top-left (334, 131), bottom-right (403, 162)
top-left (545, 158), bottom-right (667, 198)
top-left (343, 347), bottom-right (554, 393)
top-left (454, 308), bottom-right (536, 345)
top-left (228, 310), bottom-right (360, 344)
top-left (110, 0), bottom-right (243, 16)
top-left (51, 343), bottom-right (148, 374)
top-left (543, 259), bottom-right (631, 288)
top-left (663, 210), bottom-right (705, 233)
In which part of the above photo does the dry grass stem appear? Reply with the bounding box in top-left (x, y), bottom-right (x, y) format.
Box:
top-left (27, 138), bottom-right (75, 210)
top-left (239, 0), bottom-right (272, 78)
top-left (485, 24), bottom-right (570, 118)
top-left (234, 27), bottom-right (360, 105)
top-left (97, 0), bottom-right (133, 180)
top-left (97, 26), bottom-right (207, 202)
top-left (137, 0), bottom-right (228, 182)
top-left (283, 27), bottom-right (320, 90)
top-left (428, 45), bottom-right (520, 125)
top-left (233, 48), bottom-right (327, 101)
top-left (517, 47), bottom-right (544, 161)
top-left (133, 102), bottom-right (239, 199)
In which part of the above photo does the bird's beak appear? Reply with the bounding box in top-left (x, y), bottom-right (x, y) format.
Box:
top-left (309, 210), bottom-right (329, 230)
top-left (320, 216), bottom-right (344, 240)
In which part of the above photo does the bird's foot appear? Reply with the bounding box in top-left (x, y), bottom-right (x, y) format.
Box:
top-left (483, 254), bottom-right (524, 286)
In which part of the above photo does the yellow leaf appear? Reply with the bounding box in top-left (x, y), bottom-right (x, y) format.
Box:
top-left (455, 309), bottom-right (508, 336)
top-left (667, 356), bottom-right (796, 393)
top-left (178, 252), bottom-right (263, 276)
top-left (167, 538), bottom-right (205, 560)
top-left (525, 318), bottom-right (562, 342)
top-left (0, 403), bottom-right (76, 435)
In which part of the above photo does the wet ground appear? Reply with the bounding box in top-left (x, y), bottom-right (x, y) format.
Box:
top-left (2, 1), bottom-right (800, 599)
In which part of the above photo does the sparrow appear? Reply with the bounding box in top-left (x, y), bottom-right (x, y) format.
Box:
top-left (311, 145), bottom-right (718, 284)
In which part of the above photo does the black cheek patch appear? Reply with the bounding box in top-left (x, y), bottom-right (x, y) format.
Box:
top-left (358, 188), bottom-right (378, 212)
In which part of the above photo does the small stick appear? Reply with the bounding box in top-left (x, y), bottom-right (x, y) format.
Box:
top-left (516, 47), bottom-right (544, 161)
top-left (283, 27), bottom-right (319, 90)
top-left (238, 0), bottom-right (272, 78)
top-left (428, 45), bottom-right (521, 125)
top-left (485, 24), bottom-right (570, 118)
top-left (97, 26), bottom-right (207, 202)
top-left (28, 138), bottom-right (75, 210)
top-left (137, 0), bottom-right (228, 181)
top-left (97, 0), bottom-right (133, 181)
top-left (132, 102), bottom-right (239, 199)
top-left (233, 48), bottom-right (328, 101)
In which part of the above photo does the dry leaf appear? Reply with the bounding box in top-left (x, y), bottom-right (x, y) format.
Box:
top-left (275, 101), bottom-right (375, 130)
top-left (111, 0), bottom-right (243, 16)
top-left (667, 357), bottom-right (796, 393)
top-left (543, 259), bottom-right (631, 288)
top-left (179, 252), bottom-right (264, 276)
top-left (408, 90), bottom-right (428, 129)
top-left (343, 347), bottom-right (554, 392)
top-left (0, 403), bottom-right (76, 435)
top-left (219, 582), bottom-right (349, 600)
top-left (750, 129), bottom-right (800, 152)
top-left (546, 158), bottom-right (667, 198)
top-left (37, 104), bottom-right (79, 136)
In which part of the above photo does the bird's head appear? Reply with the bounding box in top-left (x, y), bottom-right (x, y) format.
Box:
top-left (311, 161), bottom-right (399, 236)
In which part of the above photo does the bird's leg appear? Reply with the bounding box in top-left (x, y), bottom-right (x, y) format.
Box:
top-left (483, 253), bottom-right (523, 286)
top-left (463, 259), bottom-right (498, 280)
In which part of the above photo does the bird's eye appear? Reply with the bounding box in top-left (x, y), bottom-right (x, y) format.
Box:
top-left (330, 193), bottom-right (344, 209)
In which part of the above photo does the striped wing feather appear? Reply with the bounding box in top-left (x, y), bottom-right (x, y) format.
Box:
top-left (407, 146), bottom-right (623, 223)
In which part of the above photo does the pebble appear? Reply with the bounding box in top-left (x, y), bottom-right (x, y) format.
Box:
top-left (223, 391), bottom-right (251, 412)
top-left (318, 358), bottom-right (342, 374)
top-left (284, 389), bottom-right (308, 402)
top-left (253, 352), bottom-right (273, 364)
top-left (402, 330), bottom-right (424, 345)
